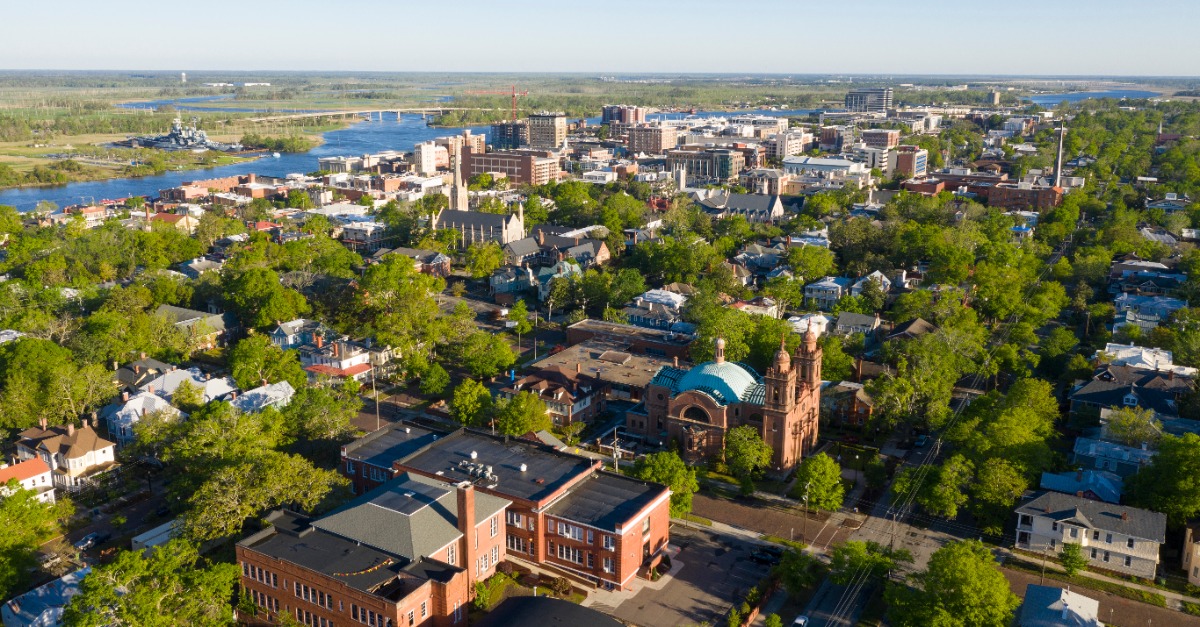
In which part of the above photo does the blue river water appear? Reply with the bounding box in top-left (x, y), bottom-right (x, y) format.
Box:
top-left (0, 104), bottom-right (819, 210)
top-left (1026, 89), bottom-right (1160, 107)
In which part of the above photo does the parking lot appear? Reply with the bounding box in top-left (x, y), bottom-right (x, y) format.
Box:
top-left (607, 525), bottom-right (773, 627)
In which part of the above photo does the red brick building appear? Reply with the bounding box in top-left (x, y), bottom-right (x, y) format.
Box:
top-left (987, 182), bottom-right (1063, 210)
top-left (498, 365), bottom-right (607, 427)
top-left (237, 471), bottom-right (509, 627)
top-left (628, 335), bottom-right (822, 473)
top-left (462, 148), bottom-right (559, 186)
top-left (341, 427), bottom-right (672, 590)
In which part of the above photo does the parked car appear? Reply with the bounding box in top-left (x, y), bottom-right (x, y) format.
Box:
top-left (914, 434), bottom-right (929, 448)
top-left (792, 616), bottom-right (809, 627)
top-left (749, 549), bottom-right (781, 565)
top-left (73, 533), bottom-right (100, 552)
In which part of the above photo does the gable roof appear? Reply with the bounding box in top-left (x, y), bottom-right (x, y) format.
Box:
top-left (1039, 470), bottom-right (1123, 504)
top-left (1015, 491), bottom-right (1166, 543)
top-left (17, 424), bottom-right (114, 460)
top-left (0, 458), bottom-right (51, 483)
top-left (1070, 380), bottom-right (1179, 416)
top-left (312, 472), bottom-right (509, 559)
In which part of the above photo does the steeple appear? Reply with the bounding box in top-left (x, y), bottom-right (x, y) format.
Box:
top-left (450, 150), bottom-right (468, 212)
top-left (714, 337), bottom-right (726, 364)
top-left (772, 333), bottom-right (791, 372)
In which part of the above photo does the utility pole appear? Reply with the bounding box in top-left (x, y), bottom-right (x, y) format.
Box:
top-left (801, 481), bottom-right (811, 542)
top-left (373, 373), bottom-right (380, 431)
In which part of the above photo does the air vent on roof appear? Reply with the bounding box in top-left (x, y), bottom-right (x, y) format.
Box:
top-left (404, 427), bottom-right (411, 434)
top-left (520, 464), bottom-right (527, 472)
top-left (470, 451), bottom-right (478, 460)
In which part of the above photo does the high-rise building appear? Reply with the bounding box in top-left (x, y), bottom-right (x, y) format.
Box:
top-left (819, 126), bottom-right (854, 152)
top-left (627, 124), bottom-right (678, 155)
top-left (769, 131), bottom-right (814, 159)
top-left (490, 121), bottom-right (528, 150)
top-left (989, 90), bottom-right (1002, 106)
top-left (411, 141), bottom-right (447, 176)
top-left (844, 88), bottom-right (893, 113)
top-left (527, 112), bottom-right (567, 149)
top-left (860, 129), bottom-right (900, 150)
top-left (602, 104), bottom-right (648, 124)
top-left (889, 145), bottom-right (929, 178)
top-left (462, 147), bottom-right (559, 186)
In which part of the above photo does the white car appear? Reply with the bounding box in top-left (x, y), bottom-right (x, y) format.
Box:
top-left (792, 616), bottom-right (809, 627)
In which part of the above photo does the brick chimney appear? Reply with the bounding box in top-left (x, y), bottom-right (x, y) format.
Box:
top-left (1121, 511), bottom-right (1129, 522)
top-left (67, 423), bottom-right (75, 436)
top-left (315, 334), bottom-right (324, 349)
top-left (456, 482), bottom-right (477, 582)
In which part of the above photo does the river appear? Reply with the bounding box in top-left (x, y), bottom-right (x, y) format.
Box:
top-left (0, 104), bottom-right (821, 211)
top-left (1026, 89), bottom-right (1160, 107)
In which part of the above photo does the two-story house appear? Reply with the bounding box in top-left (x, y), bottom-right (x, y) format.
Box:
top-left (1071, 437), bottom-right (1155, 478)
top-left (15, 420), bottom-right (117, 492)
top-left (804, 276), bottom-right (853, 311)
top-left (622, 290), bottom-right (687, 331)
top-left (1015, 491), bottom-right (1166, 579)
top-left (100, 390), bottom-right (183, 447)
top-left (850, 270), bottom-right (892, 297)
top-left (0, 458), bottom-right (56, 503)
top-left (270, 319), bottom-right (337, 351)
top-left (298, 335), bottom-right (374, 383)
top-left (498, 366), bottom-right (606, 427)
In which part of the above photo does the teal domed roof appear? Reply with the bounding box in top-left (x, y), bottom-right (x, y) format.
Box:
top-left (676, 361), bottom-right (761, 405)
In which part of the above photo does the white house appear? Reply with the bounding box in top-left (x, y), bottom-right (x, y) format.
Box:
top-left (231, 381), bottom-right (296, 413)
top-left (100, 391), bottom-right (183, 447)
top-left (0, 458), bottom-right (55, 503)
top-left (14, 422), bottom-right (116, 493)
top-left (1, 567), bottom-right (90, 627)
top-left (140, 368), bottom-right (237, 404)
top-left (851, 270), bottom-right (892, 298)
top-left (1096, 343), bottom-right (1198, 377)
top-left (804, 276), bottom-right (853, 310)
top-left (1015, 491), bottom-right (1166, 579)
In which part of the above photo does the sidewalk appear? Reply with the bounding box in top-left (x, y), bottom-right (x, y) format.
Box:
top-left (751, 588), bottom-right (789, 627)
top-left (996, 547), bottom-right (1200, 612)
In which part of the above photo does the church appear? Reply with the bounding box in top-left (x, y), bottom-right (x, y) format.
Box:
top-left (627, 333), bottom-right (822, 473)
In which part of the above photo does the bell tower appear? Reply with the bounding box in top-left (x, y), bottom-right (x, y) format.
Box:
top-left (763, 335), bottom-right (798, 469)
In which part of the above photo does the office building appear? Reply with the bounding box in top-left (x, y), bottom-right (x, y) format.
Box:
top-left (769, 131), bottom-right (814, 159)
top-left (666, 147), bottom-right (745, 183)
top-left (527, 112), bottom-right (567, 150)
top-left (627, 124), bottom-right (678, 155)
top-left (602, 105), bottom-right (648, 124)
top-left (819, 126), bottom-right (854, 152)
top-left (462, 148), bottom-right (559, 186)
top-left (490, 121), bottom-right (529, 150)
top-left (860, 129), bottom-right (900, 150)
top-left (844, 88), bottom-right (893, 113)
top-left (889, 146), bottom-right (928, 178)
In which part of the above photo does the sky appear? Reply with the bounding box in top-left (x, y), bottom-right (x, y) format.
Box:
top-left (5, 0), bottom-right (1199, 76)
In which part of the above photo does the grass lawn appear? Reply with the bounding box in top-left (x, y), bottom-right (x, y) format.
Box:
top-left (1003, 556), bottom-right (1167, 607)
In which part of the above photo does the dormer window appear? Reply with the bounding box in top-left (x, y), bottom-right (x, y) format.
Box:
top-left (1123, 394), bottom-right (1138, 406)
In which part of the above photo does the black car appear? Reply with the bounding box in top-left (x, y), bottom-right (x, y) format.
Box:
top-left (749, 549), bottom-right (781, 565)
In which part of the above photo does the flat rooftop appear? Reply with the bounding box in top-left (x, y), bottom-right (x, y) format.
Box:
top-left (398, 429), bottom-right (597, 504)
top-left (568, 319), bottom-right (694, 346)
top-left (544, 471), bottom-right (667, 532)
top-left (343, 423), bottom-right (445, 468)
top-left (534, 339), bottom-right (675, 391)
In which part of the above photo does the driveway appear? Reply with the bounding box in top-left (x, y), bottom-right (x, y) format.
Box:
top-left (605, 525), bottom-right (773, 627)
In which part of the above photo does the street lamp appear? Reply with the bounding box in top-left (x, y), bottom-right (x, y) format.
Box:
top-left (801, 481), bottom-right (811, 542)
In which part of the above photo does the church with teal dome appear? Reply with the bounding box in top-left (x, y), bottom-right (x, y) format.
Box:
top-left (629, 333), bottom-right (822, 473)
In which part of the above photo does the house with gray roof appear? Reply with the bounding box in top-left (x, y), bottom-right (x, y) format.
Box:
top-left (1017, 584), bottom-right (1101, 627)
top-left (1039, 469), bottom-right (1123, 504)
top-left (1069, 379), bottom-right (1182, 419)
top-left (698, 192), bottom-right (785, 223)
top-left (154, 304), bottom-right (238, 350)
top-left (1, 567), bottom-right (90, 627)
top-left (230, 381), bottom-right (295, 413)
top-left (804, 276), bottom-right (853, 310)
top-left (1071, 437), bottom-right (1155, 478)
top-left (1015, 491), bottom-right (1166, 579)
top-left (100, 390), bottom-right (183, 446)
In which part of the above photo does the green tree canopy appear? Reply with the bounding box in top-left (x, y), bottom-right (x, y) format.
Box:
top-left (0, 481), bottom-right (74, 600)
top-left (450, 379), bottom-right (493, 427)
top-left (1128, 433), bottom-right (1200, 527)
top-left (228, 335), bottom-right (307, 391)
top-left (494, 391), bottom-right (550, 436)
top-left (631, 451), bottom-right (700, 518)
top-left (829, 540), bottom-right (913, 585)
top-left (725, 425), bottom-right (773, 480)
top-left (792, 453), bottom-right (845, 512)
top-left (63, 539), bottom-right (238, 627)
top-left (886, 539), bottom-right (1020, 627)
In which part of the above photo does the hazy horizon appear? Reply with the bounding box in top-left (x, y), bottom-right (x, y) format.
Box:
top-left (7, 0), bottom-right (1199, 77)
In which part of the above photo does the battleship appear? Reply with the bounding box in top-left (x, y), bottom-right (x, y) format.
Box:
top-left (125, 117), bottom-right (243, 152)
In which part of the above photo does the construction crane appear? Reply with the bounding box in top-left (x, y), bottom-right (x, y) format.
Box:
top-left (465, 85), bottom-right (529, 121)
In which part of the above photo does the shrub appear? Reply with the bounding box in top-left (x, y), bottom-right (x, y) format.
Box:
top-left (552, 576), bottom-right (571, 596)
top-left (472, 580), bottom-right (491, 610)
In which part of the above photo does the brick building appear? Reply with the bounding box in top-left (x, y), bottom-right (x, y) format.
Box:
top-left (987, 182), bottom-right (1064, 210)
top-left (340, 427), bottom-right (672, 591)
top-left (860, 129), bottom-right (899, 150)
top-left (627, 335), bottom-right (822, 473)
top-left (627, 125), bottom-right (678, 155)
top-left (237, 471), bottom-right (509, 627)
top-left (462, 148), bottom-right (559, 186)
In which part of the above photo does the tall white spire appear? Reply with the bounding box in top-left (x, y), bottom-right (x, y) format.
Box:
top-left (450, 150), bottom-right (468, 212)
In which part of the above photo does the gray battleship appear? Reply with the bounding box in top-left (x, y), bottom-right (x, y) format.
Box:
top-left (128, 118), bottom-right (242, 152)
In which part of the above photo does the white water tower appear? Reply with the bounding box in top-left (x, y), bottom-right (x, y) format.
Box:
top-left (181, 72), bottom-right (187, 84)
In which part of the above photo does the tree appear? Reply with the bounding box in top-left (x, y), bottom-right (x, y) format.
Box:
top-left (223, 268), bottom-right (310, 330)
top-left (786, 245), bottom-right (837, 282)
top-left (460, 331), bottom-right (516, 379)
top-left (886, 540), bottom-right (1020, 627)
top-left (724, 425), bottom-right (773, 480)
top-left (228, 335), bottom-right (307, 391)
top-left (1103, 406), bottom-right (1162, 448)
top-left (0, 482), bottom-right (74, 600)
top-left (1059, 542), bottom-right (1088, 577)
top-left (171, 379), bottom-right (203, 413)
top-left (791, 453), bottom-right (845, 512)
top-left (764, 615), bottom-right (783, 627)
top-left (282, 385), bottom-right (362, 441)
top-left (493, 391), bottom-right (550, 436)
top-left (631, 451), bottom-right (700, 518)
top-left (420, 363), bottom-right (450, 396)
top-left (0, 337), bottom-right (113, 431)
top-left (829, 540), bottom-right (913, 585)
top-left (286, 188), bottom-right (313, 209)
top-left (62, 539), bottom-right (238, 627)
top-left (858, 276), bottom-right (888, 312)
top-left (775, 548), bottom-right (820, 596)
top-left (508, 299), bottom-right (533, 349)
top-left (466, 242), bottom-right (505, 279)
top-left (450, 379), bottom-right (493, 427)
top-left (1128, 433), bottom-right (1200, 527)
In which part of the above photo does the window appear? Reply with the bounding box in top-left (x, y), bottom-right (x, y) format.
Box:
top-left (1106, 533), bottom-right (1113, 544)
top-left (1127, 537), bottom-right (1135, 549)
top-left (408, 610), bottom-right (415, 626)
top-left (643, 518), bottom-right (651, 536)
top-left (1050, 539), bottom-right (1056, 549)
top-left (490, 516), bottom-right (498, 537)
top-left (1091, 548), bottom-right (1098, 559)
top-left (491, 546), bottom-right (498, 564)
top-left (507, 511), bottom-right (522, 527)
top-left (1070, 527), bottom-right (1078, 539)
top-left (369, 466), bottom-right (388, 482)
top-left (447, 544), bottom-right (456, 565)
top-left (1104, 551), bottom-right (1111, 562)
top-left (1052, 522), bottom-right (1058, 532)
top-left (1093, 530), bottom-right (1100, 541)
top-left (557, 544), bottom-right (584, 564)
top-left (603, 556), bottom-right (614, 573)
top-left (346, 460), bottom-right (356, 474)
top-left (603, 535), bottom-right (615, 551)
top-left (1125, 555), bottom-right (1132, 567)
top-left (587, 529), bottom-right (594, 544)
top-left (588, 553), bottom-right (594, 568)
top-left (508, 534), bottom-right (529, 554)
top-left (421, 601), bottom-right (427, 618)
top-left (454, 602), bottom-right (463, 623)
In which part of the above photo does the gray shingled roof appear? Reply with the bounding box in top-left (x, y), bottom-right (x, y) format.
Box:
top-left (312, 472), bottom-right (509, 559)
top-left (1015, 491), bottom-right (1166, 543)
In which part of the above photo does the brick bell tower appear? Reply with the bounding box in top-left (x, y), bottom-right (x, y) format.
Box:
top-left (763, 334), bottom-right (799, 471)
top-left (793, 328), bottom-right (822, 463)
